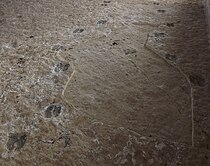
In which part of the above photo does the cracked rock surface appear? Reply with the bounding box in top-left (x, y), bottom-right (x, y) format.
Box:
top-left (0, 0), bottom-right (209, 165)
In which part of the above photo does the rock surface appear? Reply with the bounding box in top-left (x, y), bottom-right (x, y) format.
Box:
top-left (0, 0), bottom-right (209, 165)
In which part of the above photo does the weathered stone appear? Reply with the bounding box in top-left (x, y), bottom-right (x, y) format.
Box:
top-left (0, 0), bottom-right (209, 165)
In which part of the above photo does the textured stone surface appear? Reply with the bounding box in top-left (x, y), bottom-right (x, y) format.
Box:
top-left (0, 0), bottom-right (209, 165)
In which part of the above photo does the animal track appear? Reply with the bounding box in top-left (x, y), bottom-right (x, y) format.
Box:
top-left (54, 63), bottom-right (70, 73)
top-left (44, 104), bottom-right (62, 118)
top-left (73, 28), bottom-right (84, 33)
top-left (7, 133), bottom-right (27, 151)
top-left (101, 0), bottom-right (111, 6)
top-left (189, 74), bottom-right (206, 87)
